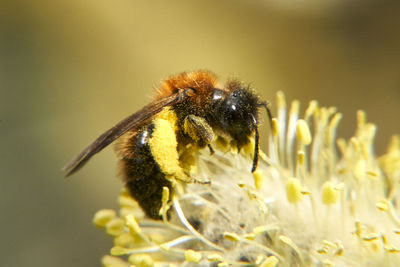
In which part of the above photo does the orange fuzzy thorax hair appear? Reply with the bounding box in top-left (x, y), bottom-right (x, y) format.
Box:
top-left (155, 70), bottom-right (221, 106)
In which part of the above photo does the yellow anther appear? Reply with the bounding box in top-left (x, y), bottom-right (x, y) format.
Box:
top-left (101, 255), bottom-right (127, 267)
top-left (317, 247), bottom-right (328, 254)
top-left (253, 225), bottom-right (269, 235)
top-left (259, 256), bottom-right (279, 267)
top-left (161, 186), bottom-right (170, 204)
top-left (362, 233), bottom-right (379, 241)
top-left (185, 250), bottom-right (202, 263)
top-left (304, 100), bottom-right (318, 121)
top-left (354, 221), bottom-right (363, 237)
top-left (128, 254), bottom-right (154, 267)
top-left (286, 178), bottom-right (303, 204)
top-left (244, 233), bottom-right (256, 240)
top-left (159, 187), bottom-right (171, 218)
top-left (223, 232), bottom-right (240, 241)
top-left (113, 232), bottom-right (135, 247)
top-left (334, 242), bottom-right (344, 256)
top-left (301, 187), bottom-right (310, 195)
top-left (350, 137), bottom-right (360, 152)
top-left (357, 110), bottom-right (367, 128)
top-left (323, 240), bottom-right (336, 248)
top-left (323, 259), bottom-right (334, 266)
top-left (118, 193), bottom-right (137, 208)
top-left (386, 247), bottom-right (400, 253)
top-left (366, 170), bottom-right (379, 180)
top-left (93, 209), bottom-right (116, 228)
top-left (321, 181), bottom-right (339, 205)
top-left (105, 218), bottom-right (125, 236)
top-left (110, 246), bottom-right (127, 256)
top-left (376, 199), bottom-right (390, 211)
top-left (296, 119), bottom-right (312, 145)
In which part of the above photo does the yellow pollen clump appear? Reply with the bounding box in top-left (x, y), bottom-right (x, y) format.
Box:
top-left (215, 136), bottom-right (230, 152)
top-left (286, 178), bottom-right (303, 203)
top-left (149, 108), bottom-right (189, 182)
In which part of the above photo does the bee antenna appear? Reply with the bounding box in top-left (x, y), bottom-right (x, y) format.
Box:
top-left (251, 114), bottom-right (259, 173)
top-left (251, 101), bottom-right (273, 173)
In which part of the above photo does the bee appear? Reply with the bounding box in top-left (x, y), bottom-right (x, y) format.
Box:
top-left (64, 70), bottom-right (272, 219)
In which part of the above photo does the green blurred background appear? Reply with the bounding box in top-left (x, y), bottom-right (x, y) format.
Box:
top-left (1, 0), bottom-right (399, 266)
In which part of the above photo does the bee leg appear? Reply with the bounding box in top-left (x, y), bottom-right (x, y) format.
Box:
top-left (183, 115), bottom-right (215, 147)
top-left (207, 144), bottom-right (215, 155)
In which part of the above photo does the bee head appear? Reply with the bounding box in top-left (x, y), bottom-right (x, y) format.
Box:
top-left (212, 81), bottom-right (260, 148)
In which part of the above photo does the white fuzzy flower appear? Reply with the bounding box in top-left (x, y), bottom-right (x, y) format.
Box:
top-left (94, 91), bottom-right (400, 267)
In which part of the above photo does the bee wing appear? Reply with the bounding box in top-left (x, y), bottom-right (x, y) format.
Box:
top-left (63, 88), bottom-right (191, 177)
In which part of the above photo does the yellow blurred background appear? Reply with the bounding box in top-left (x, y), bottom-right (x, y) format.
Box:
top-left (1, 0), bottom-right (399, 266)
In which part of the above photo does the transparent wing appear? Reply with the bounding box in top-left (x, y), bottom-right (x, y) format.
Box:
top-left (63, 89), bottom-right (190, 176)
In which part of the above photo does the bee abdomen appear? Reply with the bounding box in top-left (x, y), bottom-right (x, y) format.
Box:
top-left (121, 124), bottom-right (172, 219)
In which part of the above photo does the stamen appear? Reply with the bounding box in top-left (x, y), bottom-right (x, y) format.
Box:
top-left (296, 119), bottom-right (312, 145)
top-left (93, 209), bottom-right (116, 228)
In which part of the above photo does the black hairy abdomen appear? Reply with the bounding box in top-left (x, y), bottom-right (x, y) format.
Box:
top-left (122, 124), bottom-right (172, 220)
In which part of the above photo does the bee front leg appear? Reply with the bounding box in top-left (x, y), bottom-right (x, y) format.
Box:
top-left (183, 115), bottom-right (215, 147)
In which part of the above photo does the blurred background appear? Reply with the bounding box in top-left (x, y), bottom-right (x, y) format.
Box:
top-left (1, 0), bottom-right (399, 266)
